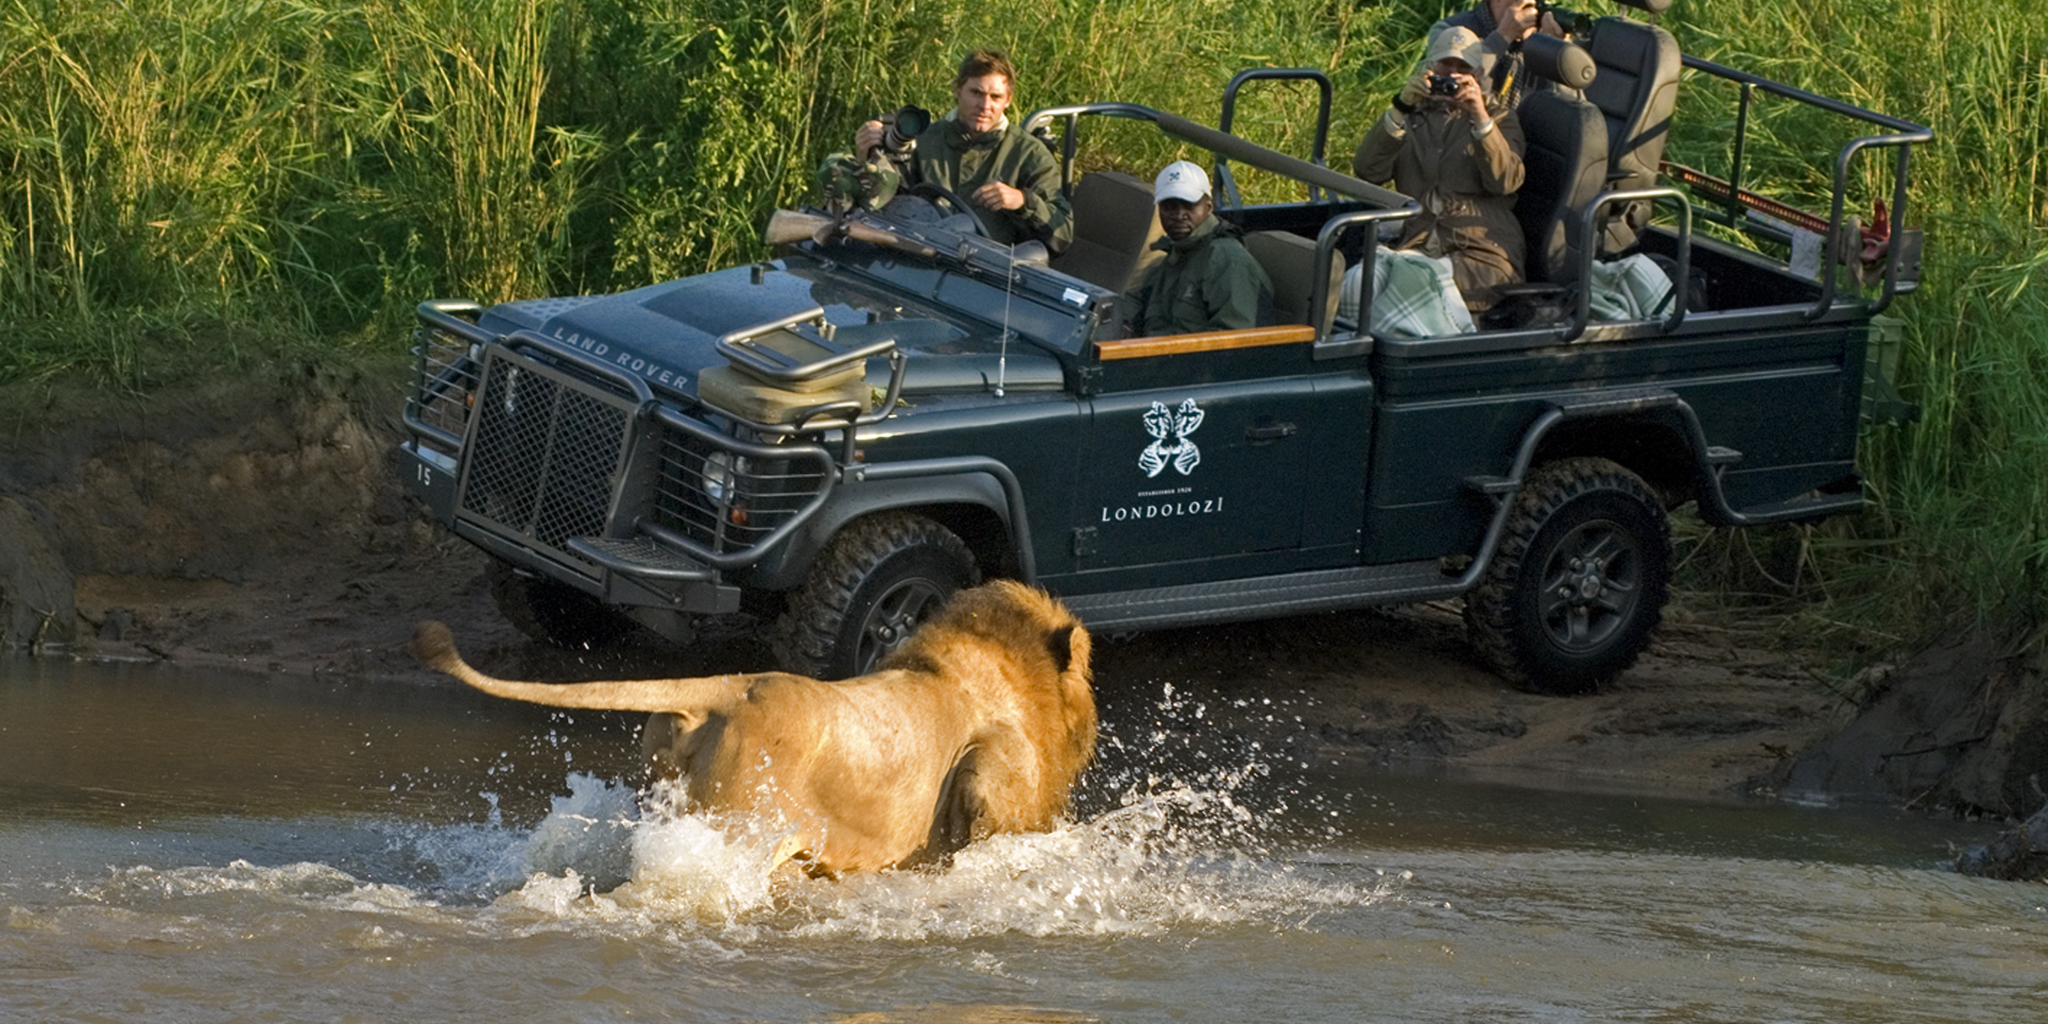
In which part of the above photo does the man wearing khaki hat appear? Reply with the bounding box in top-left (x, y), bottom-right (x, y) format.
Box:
top-left (1119, 160), bottom-right (1275, 337)
top-left (1353, 25), bottom-right (1527, 313)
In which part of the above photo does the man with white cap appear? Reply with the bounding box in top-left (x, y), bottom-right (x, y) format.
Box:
top-left (1352, 25), bottom-right (1527, 313)
top-left (1119, 160), bottom-right (1275, 337)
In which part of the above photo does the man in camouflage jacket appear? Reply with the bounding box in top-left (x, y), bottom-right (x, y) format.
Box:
top-left (856, 49), bottom-right (1073, 252)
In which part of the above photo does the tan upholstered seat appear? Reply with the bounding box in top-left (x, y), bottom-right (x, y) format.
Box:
top-left (1242, 229), bottom-right (1344, 328)
top-left (1584, 17), bottom-right (1681, 252)
top-left (1049, 171), bottom-right (1164, 294)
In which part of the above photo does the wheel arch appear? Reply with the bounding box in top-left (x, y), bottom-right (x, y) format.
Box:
top-left (741, 475), bottom-right (1024, 591)
top-left (1528, 412), bottom-right (1703, 509)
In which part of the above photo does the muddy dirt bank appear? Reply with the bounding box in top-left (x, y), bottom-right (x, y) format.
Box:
top-left (3, 365), bottom-right (2039, 810)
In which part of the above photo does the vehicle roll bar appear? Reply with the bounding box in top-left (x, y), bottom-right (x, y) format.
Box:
top-left (1025, 102), bottom-right (1409, 209)
top-left (1216, 68), bottom-right (1334, 206)
top-left (1678, 55), bottom-right (1932, 321)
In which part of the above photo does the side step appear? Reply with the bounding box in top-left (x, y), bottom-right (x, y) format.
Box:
top-left (1059, 560), bottom-right (1459, 632)
top-left (1731, 490), bottom-right (1865, 523)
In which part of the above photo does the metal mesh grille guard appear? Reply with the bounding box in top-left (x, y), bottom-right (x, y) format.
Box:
top-left (453, 346), bottom-right (837, 578)
top-left (457, 351), bottom-right (631, 568)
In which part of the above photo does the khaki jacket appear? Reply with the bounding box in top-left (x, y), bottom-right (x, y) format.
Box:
top-left (1121, 216), bottom-right (1275, 337)
top-left (1353, 104), bottom-right (1527, 310)
top-left (907, 118), bottom-right (1074, 252)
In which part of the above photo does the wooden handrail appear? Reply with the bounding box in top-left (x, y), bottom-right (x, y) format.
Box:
top-left (1095, 324), bottom-right (1315, 361)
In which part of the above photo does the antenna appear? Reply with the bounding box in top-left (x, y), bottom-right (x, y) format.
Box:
top-left (996, 243), bottom-right (1015, 398)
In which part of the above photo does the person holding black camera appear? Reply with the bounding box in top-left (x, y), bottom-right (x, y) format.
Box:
top-left (1421, 0), bottom-right (1565, 111)
top-left (850, 48), bottom-right (1072, 253)
top-left (1352, 25), bottom-right (1526, 314)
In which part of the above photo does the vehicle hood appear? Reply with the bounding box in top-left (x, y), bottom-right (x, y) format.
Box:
top-left (478, 265), bottom-right (824, 395)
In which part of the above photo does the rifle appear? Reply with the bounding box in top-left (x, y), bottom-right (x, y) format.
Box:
top-left (763, 209), bottom-right (937, 259)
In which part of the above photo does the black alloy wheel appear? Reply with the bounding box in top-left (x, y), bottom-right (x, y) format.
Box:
top-left (1465, 457), bottom-right (1672, 694)
top-left (774, 511), bottom-right (980, 679)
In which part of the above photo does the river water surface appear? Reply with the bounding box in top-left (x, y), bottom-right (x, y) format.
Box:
top-left (2, 655), bottom-right (2042, 1022)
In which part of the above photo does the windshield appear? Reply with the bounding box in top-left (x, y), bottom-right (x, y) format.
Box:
top-left (783, 254), bottom-right (1089, 357)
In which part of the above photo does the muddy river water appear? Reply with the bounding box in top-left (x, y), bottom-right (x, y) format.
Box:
top-left (3, 656), bottom-right (2043, 1022)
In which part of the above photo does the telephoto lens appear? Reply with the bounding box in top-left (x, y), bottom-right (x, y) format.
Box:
top-left (881, 105), bottom-right (932, 155)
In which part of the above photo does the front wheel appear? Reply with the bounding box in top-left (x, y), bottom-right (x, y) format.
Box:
top-left (774, 512), bottom-right (981, 679)
top-left (1464, 457), bottom-right (1671, 695)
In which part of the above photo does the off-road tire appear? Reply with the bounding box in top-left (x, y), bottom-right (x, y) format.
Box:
top-left (774, 512), bottom-right (980, 680)
top-left (1464, 457), bottom-right (1671, 695)
top-left (487, 560), bottom-right (636, 650)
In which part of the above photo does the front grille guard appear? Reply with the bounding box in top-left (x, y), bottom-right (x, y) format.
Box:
top-left (640, 407), bottom-right (838, 570)
top-left (405, 300), bottom-right (491, 455)
top-left (425, 327), bottom-right (837, 586)
top-left (455, 342), bottom-right (640, 573)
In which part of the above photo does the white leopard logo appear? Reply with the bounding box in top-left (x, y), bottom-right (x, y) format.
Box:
top-left (1139, 399), bottom-right (1203, 477)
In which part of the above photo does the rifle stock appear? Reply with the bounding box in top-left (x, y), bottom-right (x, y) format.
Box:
top-left (764, 210), bottom-right (937, 258)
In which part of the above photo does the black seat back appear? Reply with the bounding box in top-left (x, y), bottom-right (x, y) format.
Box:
top-left (1583, 17), bottom-right (1681, 252)
top-left (1515, 88), bottom-right (1610, 286)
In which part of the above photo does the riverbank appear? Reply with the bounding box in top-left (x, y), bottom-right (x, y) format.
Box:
top-left (1, 365), bottom-right (2037, 810)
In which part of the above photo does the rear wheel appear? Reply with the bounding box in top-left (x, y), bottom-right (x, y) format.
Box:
top-left (774, 512), bottom-right (980, 679)
top-left (1464, 457), bottom-right (1671, 695)
top-left (487, 561), bottom-right (635, 650)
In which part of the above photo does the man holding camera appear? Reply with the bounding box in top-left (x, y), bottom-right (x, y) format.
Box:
top-left (1353, 26), bottom-right (1527, 314)
top-left (1421, 0), bottom-right (1566, 110)
top-left (852, 49), bottom-right (1072, 252)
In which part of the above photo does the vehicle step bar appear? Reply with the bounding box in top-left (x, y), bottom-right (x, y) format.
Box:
top-left (1061, 560), bottom-right (1458, 632)
top-left (565, 536), bottom-right (716, 581)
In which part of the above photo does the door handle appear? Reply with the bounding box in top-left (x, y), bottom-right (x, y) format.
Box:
top-left (1245, 421), bottom-right (1298, 442)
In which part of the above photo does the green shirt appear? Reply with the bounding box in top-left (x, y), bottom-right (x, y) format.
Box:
top-left (1122, 216), bottom-right (1275, 337)
top-left (908, 118), bottom-right (1074, 251)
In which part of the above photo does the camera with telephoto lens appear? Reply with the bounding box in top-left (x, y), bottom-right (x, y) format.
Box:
top-left (878, 105), bottom-right (932, 156)
top-left (1427, 73), bottom-right (1460, 97)
top-left (1534, 0), bottom-right (1596, 38)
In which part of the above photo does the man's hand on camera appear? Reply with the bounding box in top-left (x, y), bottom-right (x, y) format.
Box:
top-left (1453, 73), bottom-right (1491, 126)
top-left (973, 181), bottom-right (1024, 212)
top-left (1398, 72), bottom-right (1432, 111)
top-left (1493, 0), bottom-right (1539, 43)
top-left (856, 120), bottom-right (886, 156)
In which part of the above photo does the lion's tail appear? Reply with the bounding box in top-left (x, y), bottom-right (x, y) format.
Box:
top-left (411, 620), bottom-right (749, 714)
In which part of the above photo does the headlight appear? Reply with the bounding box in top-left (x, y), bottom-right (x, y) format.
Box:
top-left (702, 451), bottom-right (738, 503)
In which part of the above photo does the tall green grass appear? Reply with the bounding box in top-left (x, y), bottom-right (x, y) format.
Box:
top-left (1, 0), bottom-right (2043, 648)
top-left (1660, 1), bottom-right (2048, 647)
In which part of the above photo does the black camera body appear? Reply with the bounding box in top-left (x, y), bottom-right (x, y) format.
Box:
top-left (1427, 73), bottom-right (1460, 98)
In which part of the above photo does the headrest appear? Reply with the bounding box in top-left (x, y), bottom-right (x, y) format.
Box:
top-left (1524, 33), bottom-right (1598, 89)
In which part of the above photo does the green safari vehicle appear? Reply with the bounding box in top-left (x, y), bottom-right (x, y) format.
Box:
top-left (398, 13), bottom-right (1926, 693)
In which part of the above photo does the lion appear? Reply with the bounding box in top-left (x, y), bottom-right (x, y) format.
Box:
top-left (412, 580), bottom-right (1096, 876)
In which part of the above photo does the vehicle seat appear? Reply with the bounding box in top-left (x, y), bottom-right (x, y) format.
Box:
top-left (1514, 87), bottom-right (1610, 287)
top-left (1583, 16), bottom-right (1681, 253)
top-left (1049, 170), bottom-right (1164, 294)
top-left (1243, 230), bottom-right (1344, 328)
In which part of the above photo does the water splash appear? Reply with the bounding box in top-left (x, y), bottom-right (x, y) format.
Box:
top-left (45, 682), bottom-right (1386, 941)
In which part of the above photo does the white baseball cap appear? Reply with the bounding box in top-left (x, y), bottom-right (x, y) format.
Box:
top-left (1153, 160), bottom-right (1210, 204)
